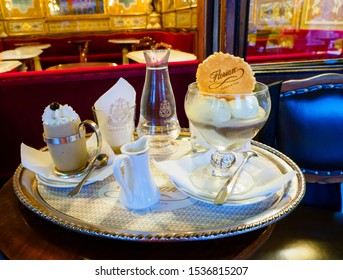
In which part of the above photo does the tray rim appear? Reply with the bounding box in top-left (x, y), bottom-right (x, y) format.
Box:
top-left (13, 140), bottom-right (306, 242)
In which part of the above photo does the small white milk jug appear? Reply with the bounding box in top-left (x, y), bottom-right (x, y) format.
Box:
top-left (113, 136), bottom-right (160, 210)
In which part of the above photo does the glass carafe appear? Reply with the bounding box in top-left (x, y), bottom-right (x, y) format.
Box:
top-left (137, 49), bottom-right (180, 155)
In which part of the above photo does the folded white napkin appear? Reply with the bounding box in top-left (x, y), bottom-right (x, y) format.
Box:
top-left (94, 77), bottom-right (136, 111)
top-left (20, 134), bottom-right (115, 185)
top-left (154, 150), bottom-right (297, 203)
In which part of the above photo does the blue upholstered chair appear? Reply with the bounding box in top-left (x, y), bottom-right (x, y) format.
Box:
top-left (257, 74), bottom-right (343, 211)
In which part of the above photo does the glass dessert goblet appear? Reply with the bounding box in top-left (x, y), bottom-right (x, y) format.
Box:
top-left (184, 82), bottom-right (271, 191)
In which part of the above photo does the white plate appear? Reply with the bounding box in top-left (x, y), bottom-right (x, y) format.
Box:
top-left (172, 180), bottom-right (281, 206)
top-left (154, 149), bottom-right (297, 206)
top-left (36, 163), bottom-right (113, 188)
top-left (36, 174), bottom-right (80, 188)
top-left (35, 162), bottom-right (113, 188)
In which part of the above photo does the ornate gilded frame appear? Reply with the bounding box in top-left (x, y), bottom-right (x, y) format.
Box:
top-left (252, 0), bottom-right (300, 30)
top-left (45, 0), bottom-right (106, 19)
top-left (300, 0), bottom-right (343, 30)
top-left (1, 0), bottom-right (44, 19)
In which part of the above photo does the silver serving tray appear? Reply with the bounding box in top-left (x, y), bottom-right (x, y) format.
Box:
top-left (13, 141), bottom-right (305, 242)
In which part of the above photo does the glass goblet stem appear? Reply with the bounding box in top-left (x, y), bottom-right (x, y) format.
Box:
top-left (210, 151), bottom-right (236, 177)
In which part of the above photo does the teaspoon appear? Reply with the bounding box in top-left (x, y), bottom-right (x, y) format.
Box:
top-left (214, 151), bottom-right (258, 205)
top-left (68, 153), bottom-right (109, 197)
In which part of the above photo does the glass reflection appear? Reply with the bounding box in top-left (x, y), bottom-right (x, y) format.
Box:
top-left (47, 0), bottom-right (105, 16)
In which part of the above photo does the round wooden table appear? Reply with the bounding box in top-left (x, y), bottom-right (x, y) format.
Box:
top-left (0, 178), bottom-right (274, 260)
top-left (0, 48), bottom-right (43, 71)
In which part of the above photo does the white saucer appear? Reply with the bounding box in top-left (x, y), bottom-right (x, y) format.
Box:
top-left (36, 162), bottom-right (113, 188)
top-left (171, 180), bottom-right (277, 206)
top-left (36, 175), bottom-right (79, 188)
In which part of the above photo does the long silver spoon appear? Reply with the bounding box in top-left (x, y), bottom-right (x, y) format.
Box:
top-left (68, 153), bottom-right (108, 197)
top-left (214, 151), bottom-right (258, 205)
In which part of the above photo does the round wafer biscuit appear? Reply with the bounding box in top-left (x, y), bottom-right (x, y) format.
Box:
top-left (196, 52), bottom-right (256, 94)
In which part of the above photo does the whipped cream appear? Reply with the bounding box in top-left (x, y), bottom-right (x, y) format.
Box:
top-left (42, 103), bottom-right (79, 126)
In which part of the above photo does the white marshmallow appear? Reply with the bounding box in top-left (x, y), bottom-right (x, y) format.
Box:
top-left (187, 94), bottom-right (231, 125)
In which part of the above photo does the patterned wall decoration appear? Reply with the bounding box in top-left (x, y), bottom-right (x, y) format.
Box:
top-left (108, 0), bottom-right (150, 15)
top-left (2, 0), bottom-right (44, 18)
top-left (162, 0), bottom-right (175, 12)
top-left (107, 0), bottom-right (151, 30)
top-left (6, 19), bottom-right (46, 34)
top-left (48, 19), bottom-right (109, 33)
top-left (161, 0), bottom-right (196, 28)
top-left (0, 0), bottom-right (196, 36)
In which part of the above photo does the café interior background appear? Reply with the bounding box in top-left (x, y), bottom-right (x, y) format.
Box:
top-left (0, 0), bottom-right (198, 36)
top-left (0, 0), bottom-right (342, 49)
